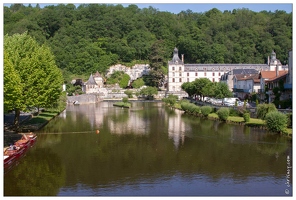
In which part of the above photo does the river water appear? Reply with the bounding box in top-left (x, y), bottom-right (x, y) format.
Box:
top-left (4, 102), bottom-right (292, 196)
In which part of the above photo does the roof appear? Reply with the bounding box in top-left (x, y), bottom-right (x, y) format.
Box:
top-left (94, 71), bottom-right (102, 78)
top-left (260, 70), bottom-right (288, 82)
top-left (168, 47), bottom-right (183, 64)
top-left (85, 74), bottom-right (97, 85)
top-left (232, 69), bottom-right (258, 75)
top-left (234, 74), bottom-right (260, 83)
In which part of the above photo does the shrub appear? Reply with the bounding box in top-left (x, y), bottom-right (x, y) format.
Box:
top-left (256, 103), bottom-right (277, 120)
top-left (180, 102), bottom-right (200, 115)
top-left (201, 106), bottom-right (212, 117)
top-left (217, 107), bottom-right (229, 121)
top-left (286, 113), bottom-right (292, 128)
top-left (122, 97), bottom-right (129, 103)
top-left (243, 113), bottom-right (250, 122)
top-left (124, 90), bottom-right (133, 98)
top-left (229, 108), bottom-right (239, 116)
top-left (265, 111), bottom-right (288, 133)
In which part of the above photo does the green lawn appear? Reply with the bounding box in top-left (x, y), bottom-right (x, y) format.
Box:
top-left (23, 111), bottom-right (59, 125)
top-left (113, 102), bottom-right (131, 108)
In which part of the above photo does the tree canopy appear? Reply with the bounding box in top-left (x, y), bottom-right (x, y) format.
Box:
top-left (4, 32), bottom-right (64, 129)
top-left (4, 4), bottom-right (292, 82)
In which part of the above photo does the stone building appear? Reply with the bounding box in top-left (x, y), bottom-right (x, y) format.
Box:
top-left (167, 47), bottom-right (284, 98)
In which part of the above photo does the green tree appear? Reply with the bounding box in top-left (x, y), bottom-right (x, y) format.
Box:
top-left (162, 94), bottom-right (178, 107)
top-left (4, 32), bottom-right (63, 130)
top-left (193, 78), bottom-right (212, 100)
top-left (139, 86), bottom-right (158, 99)
top-left (119, 73), bottom-right (130, 88)
top-left (213, 82), bottom-right (233, 98)
top-left (3, 52), bottom-right (23, 113)
top-left (181, 82), bottom-right (196, 97)
top-left (148, 40), bottom-right (167, 88)
top-left (132, 78), bottom-right (145, 89)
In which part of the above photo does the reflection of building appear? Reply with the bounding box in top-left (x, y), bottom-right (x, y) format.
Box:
top-left (168, 110), bottom-right (186, 148)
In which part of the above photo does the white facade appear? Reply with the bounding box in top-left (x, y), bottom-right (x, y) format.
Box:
top-left (167, 48), bottom-right (280, 94)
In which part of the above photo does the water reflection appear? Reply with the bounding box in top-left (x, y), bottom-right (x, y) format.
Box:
top-left (4, 102), bottom-right (292, 196)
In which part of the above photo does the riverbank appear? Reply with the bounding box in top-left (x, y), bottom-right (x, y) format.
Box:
top-left (4, 110), bottom-right (62, 147)
top-left (171, 102), bottom-right (292, 137)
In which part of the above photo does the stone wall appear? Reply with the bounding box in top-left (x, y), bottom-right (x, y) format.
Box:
top-left (67, 94), bottom-right (102, 104)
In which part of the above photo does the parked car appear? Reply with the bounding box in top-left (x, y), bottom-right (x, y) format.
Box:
top-left (212, 99), bottom-right (223, 105)
top-left (238, 101), bottom-right (250, 107)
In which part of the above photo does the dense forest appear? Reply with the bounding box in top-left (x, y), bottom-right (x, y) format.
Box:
top-left (4, 3), bottom-right (292, 81)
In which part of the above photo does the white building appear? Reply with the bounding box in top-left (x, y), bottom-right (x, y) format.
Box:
top-left (167, 47), bottom-right (282, 97)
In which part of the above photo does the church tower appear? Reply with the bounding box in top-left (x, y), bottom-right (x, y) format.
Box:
top-left (167, 47), bottom-right (185, 92)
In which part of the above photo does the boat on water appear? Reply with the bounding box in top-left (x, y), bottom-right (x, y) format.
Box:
top-left (4, 132), bottom-right (37, 171)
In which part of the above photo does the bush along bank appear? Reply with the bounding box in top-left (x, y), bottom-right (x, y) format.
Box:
top-left (179, 101), bottom-right (292, 136)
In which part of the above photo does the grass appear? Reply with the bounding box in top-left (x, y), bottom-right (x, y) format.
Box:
top-left (23, 111), bottom-right (59, 125)
top-left (113, 102), bottom-right (131, 108)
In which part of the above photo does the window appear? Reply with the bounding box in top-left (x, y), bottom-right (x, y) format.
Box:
top-left (179, 67), bottom-right (182, 71)
top-left (212, 72), bottom-right (215, 76)
top-left (195, 72), bottom-right (198, 76)
top-left (172, 72), bottom-right (175, 77)
top-left (204, 72), bottom-right (207, 76)
top-left (172, 67), bottom-right (175, 71)
top-left (172, 78), bottom-right (175, 82)
top-left (179, 78), bottom-right (182, 82)
top-left (218, 72), bottom-right (221, 76)
top-left (179, 73), bottom-right (182, 77)
top-left (187, 73), bottom-right (189, 76)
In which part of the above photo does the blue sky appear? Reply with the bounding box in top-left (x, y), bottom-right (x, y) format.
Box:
top-left (3, 1), bottom-right (293, 14)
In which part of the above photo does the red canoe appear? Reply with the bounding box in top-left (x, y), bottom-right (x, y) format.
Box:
top-left (4, 132), bottom-right (37, 171)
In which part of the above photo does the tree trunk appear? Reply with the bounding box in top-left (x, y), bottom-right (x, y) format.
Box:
top-left (13, 108), bottom-right (21, 132)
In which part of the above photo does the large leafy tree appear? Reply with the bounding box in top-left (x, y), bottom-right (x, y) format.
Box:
top-left (148, 40), bottom-right (168, 88)
top-left (193, 78), bottom-right (212, 100)
top-left (4, 32), bottom-right (64, 130)
top-left (3, 52), bottom-right (23, 113)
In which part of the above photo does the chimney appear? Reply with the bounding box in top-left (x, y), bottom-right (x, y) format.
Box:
top-left (276, 65), bottom-right (279, 77)
top-left (181, 54), bottom-right (184, 63)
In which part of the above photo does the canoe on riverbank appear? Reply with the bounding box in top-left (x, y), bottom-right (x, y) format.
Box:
top-left (4, 132), bottom-right (37, 172)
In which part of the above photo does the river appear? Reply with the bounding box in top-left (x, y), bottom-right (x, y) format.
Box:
top-left (4, 102), bottom-right (292, 196)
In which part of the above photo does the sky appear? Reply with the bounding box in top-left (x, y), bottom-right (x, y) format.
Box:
top-left (2, 1), bottom-right (293, 14)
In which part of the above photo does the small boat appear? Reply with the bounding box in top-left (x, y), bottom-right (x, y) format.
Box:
top-left (4, 132), bottom-right (37, 171)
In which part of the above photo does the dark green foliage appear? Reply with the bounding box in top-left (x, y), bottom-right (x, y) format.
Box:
top-left (217, 107), bottom-right (229, 121)
top-left (265, 111), bottom-right (288, 133)
top-left (256, 103), bottom-right (277, 120)
top-left (286, 113), bottom-right (292, 128)
top-left (201, 106), bottom-right (212, 117)
top-left (243, 113), bottom-right (250, 122)
top-left (3, 4), bottom-right (292, 79)
top-left (106, 71), bottom-right (130, 88)
top-left (229, 108), bottom-right (239, 116)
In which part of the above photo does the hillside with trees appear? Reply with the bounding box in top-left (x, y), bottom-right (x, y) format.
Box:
top-left (4, 4), bottom-right (292, 82)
